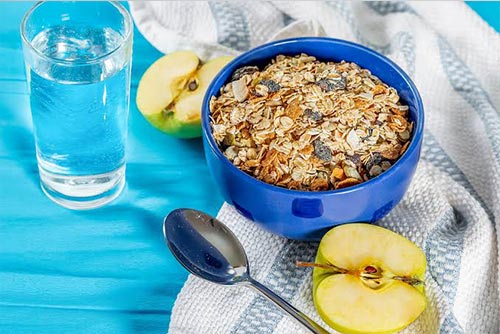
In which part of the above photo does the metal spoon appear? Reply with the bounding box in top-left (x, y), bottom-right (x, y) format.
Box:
top-left (163, 208), bottom-right (330, 334)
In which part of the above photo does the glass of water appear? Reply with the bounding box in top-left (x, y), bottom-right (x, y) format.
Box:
top-left (21, 2), bottom-right (133, 209)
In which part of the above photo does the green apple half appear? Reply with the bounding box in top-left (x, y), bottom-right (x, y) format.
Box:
top-left (136, 50), bottom-right (233, 138)
top-left (306, 224), bottom-right (426, 334)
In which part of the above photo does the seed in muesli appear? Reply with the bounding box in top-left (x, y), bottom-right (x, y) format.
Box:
top-left (313, 139), bottom-right (332, 162)
top-left (304, 108), bottom-right (323, 121)
top-left (317, 77), bottom-right (346, 92)
top-left (209, 53), bottom-right (413, 191)
top-left (259, 79), bottom-right (281, 93)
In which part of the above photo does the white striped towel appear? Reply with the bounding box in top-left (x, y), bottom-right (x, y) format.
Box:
top-left (130, 2), bottom-right (500, 333)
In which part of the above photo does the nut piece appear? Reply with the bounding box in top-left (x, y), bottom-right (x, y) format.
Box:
top-left (380, 147), bottom-right (399, 160)
top-left (381, 161), bottom-right (392, 171)
top-left (369, 165), bottom-right (383, 177)
top-left (346, 129), bottom-right (360, 150)
top-left (232, 78), bottom-right (249, 102)
top-left (310, 178), bottom-right (329, 191)
top-left (286, 99), bottom-right (303, 120)
top-left (331, 167), bottom-right (345, 180)
top-left (255, 84), bottom-right (269, 97)
top-left (344, 165), bottom-right (362, 180)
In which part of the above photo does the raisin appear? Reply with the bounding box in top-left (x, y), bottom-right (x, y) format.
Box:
top-left (259, 79), bottom-right (281, 93)
top-left (347, 153), bottom-right (361, 166)
top-left (316, 77), bottom-right (346, 92)
top-left (304, 108), bottom-right (323, 121)
top-left (365, 152), bottom-right (382, 172)
top-left (313, 139), bottom-right (332, 161)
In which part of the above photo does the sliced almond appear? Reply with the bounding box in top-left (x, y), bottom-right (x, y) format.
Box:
top-left (232, 78), bottom-right (249, 102)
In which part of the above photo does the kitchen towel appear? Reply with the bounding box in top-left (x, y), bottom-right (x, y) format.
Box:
top-left (129, 1), bottom-right (500, 333)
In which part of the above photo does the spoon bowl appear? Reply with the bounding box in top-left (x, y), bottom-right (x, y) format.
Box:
top-left (164, 208), bottom-right (249, 285)
top-left (164, 208), bottom-right (331, 334)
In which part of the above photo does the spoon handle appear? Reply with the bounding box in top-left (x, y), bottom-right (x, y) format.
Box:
top-left (247, 278), bottom-right (330, 334)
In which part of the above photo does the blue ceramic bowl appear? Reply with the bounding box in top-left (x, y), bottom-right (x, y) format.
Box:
top-left (202, 37), bottom-right (424, 240)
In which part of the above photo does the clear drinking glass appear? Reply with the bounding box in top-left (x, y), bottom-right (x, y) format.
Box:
top-left (21, 2), bottom-right (133, 209)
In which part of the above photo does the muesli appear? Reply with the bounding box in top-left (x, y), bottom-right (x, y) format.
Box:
top-left (210, 54), bottom-right (413, 191)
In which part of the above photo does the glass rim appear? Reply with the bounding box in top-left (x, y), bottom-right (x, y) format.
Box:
top-left (20, 1), bottom-right (133, 66)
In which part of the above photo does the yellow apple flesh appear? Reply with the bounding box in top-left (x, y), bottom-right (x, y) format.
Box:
top-left (313, 224), bottom-right (426, 334)
top-left (136, 51), bottom-right (233, 138)
top-left (137, 50), bottom-right (199, 117)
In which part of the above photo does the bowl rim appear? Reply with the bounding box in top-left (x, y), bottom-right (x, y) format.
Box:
top-left (202, 36), bottom-right (424, 196)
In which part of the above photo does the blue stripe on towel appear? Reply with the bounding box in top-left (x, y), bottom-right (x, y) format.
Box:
top-left (365, 1), bottom-right (417, 16)
top-left (426, 209), bottom-right (467, 302)
top-left (437, 37), bottom-right (500, 163)
top-left (209, 2), bottom-right (251, 51)
top-left (425, 208), bottom-right (466, 333)
top-left (327, 1), bottom-right (416, 77)
top-left (422, 133), bottom-right (493, 221)
top-left (230, 241), bottom-right (317, 334)
top-left (440, 314), bottom-right (465, 334)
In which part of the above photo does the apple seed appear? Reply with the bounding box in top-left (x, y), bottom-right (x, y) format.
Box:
top-left (364, 265), bottom-right (378, 274)
top-left (188, 79), bottom-right (198, 91)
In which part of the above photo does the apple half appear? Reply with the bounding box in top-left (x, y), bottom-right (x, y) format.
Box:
top-left (303, 224), bottom-right (426, 334)
top-left (136, 50), bottom-right (233, 138)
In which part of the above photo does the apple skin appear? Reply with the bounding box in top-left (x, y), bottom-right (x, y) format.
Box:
top-left (312, 224), bottom-right (427, 334)
top-left (144, 112), bottom-right (202, 139)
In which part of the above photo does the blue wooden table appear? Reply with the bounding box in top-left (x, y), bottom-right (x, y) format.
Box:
top-left (0, 2), bottom-right (223, 333)
top-left (0, 2), bottom-right (498, 334)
